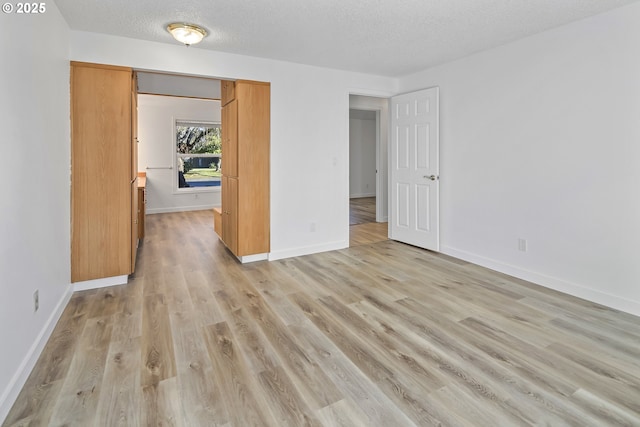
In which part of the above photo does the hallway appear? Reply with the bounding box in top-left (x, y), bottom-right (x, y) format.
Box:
top-left (349, 197), bottom-right (388, 247)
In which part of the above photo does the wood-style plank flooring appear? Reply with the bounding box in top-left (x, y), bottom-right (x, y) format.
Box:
top-left (350, 197), bottom-right (377, 225)
top-left (5, 210), bottom-right (640, 426)
top-left (350, 197), bottom-right (387, 247)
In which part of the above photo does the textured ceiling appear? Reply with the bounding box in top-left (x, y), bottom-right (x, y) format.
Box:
top-left (53, 0), bottom-right (638, 77)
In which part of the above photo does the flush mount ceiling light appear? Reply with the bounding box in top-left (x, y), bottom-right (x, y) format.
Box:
top-left (167, 23), bottom-right (207, 46)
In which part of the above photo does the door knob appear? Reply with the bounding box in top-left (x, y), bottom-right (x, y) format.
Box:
top-left (424, 175), bottom-right (438, 181)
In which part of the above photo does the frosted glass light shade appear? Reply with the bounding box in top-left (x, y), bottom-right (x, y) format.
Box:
top-left (167, 23), bottom-right (207, 46)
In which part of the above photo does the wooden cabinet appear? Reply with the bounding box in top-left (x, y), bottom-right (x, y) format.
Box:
top-left (130, 180), bottom-right (138, 268)
top-left (221, 175), bottom-right (239, 254)
top-left (71, 62), bottom-right (138, 283)
top-left (220, 80), bottom-right (270, 259)
top-left (213, 207), bottom-right (222, 238)
top-left (221, 99), bottom-right (238, 177)
top-left (131, 72), bottom-right (139, 268)
top-left (137, 174), bottom-right (146, 239)
top-left (221, 80), bottom-right (236, 106)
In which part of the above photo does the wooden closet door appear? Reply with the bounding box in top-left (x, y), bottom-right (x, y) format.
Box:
top-left (222, 99), bottom-right (238, 177)
top-left (221, 80), bottom-right (235, 106)
top-left (71, 63), bottom-right (132, 282)
top-left (221, 176), bottom-right (238, 254)
top-left (131, 72), bottom-right (139, 269)
top-left (236, 81), bottom-right (270, 255)
top-left (218, 79), bottom-right (270, 259)
top-left (131, 180), bottom-right (138, 269)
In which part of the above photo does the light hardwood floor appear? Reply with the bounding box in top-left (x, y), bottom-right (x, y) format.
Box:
top-left (350, 197), bottom-right (388, 247)
top-left (5, 210), bottom-right (640, 426)
top-left (350, 197), bottom-right (377, 225)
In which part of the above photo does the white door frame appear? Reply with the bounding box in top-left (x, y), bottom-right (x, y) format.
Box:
top-left (374, 109), bottom-right (383, 222)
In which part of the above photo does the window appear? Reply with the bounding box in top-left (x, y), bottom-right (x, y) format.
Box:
top-left (175, 121), bottom-right (221, 190)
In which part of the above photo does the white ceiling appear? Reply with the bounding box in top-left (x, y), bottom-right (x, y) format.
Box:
top-left (53, 0), bottom-right (638, 77)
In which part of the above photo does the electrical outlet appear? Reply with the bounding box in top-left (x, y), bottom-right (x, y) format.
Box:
top-left (33, 290), bottom-right (39, 312)
top-left (310, 222), bottom-right (317, 232)
top-left (518, 238), bottom-right (528, 252)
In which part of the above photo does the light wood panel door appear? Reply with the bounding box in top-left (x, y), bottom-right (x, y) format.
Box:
top-left (138, 186), bottom-right (145, 239)
top-left (219, 80), bottom-right (270, 259)
top-left (130, 72), bottom-right (139, 269)
top-left (131, 72), bottom-right (138, 181)
top-left (236, 81), bottom-right (270, 256)
top-left (221, 80), bottom-right (235, 106)
top-left (131, 180), bottom-right (138, 269)
top-left (222, 99), bottom-right (238, 177)
top-left (71, 62), bottom-right (133, 282)
top-left (222, 176), bottom-right (238, 254)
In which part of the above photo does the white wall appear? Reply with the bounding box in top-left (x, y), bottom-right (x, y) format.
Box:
top-left (349, 112), bottom-right (376, 198)
top-left (400, 3), bottom-right (640, 316)
top-left (137, 72), bottom-right (220, 98)
top-left (0, 5), bottom-right (73, 421)
top-left (138, 95), bottom-right (221, 214)
top-left (69, 32), bottom-right (398, 260)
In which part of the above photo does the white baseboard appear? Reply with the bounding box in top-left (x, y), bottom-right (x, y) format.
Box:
top-left (441, 245), bottom-right (640, 317)
top-left (146, 205), bottom-right (217, 215)
top-left (350, 193), bottom-right (375, 199)
top-left (269, 240), bottom-right (348, 261)
top-left (0, 284), bottom-right (74, 424)
top-left (237, 253), bottom-right (269, 263)
top-left (73, 275), bottom-right (128, 292)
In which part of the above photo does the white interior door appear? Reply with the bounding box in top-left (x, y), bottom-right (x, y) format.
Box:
top-left (390, 87), bottom-right (439, 251)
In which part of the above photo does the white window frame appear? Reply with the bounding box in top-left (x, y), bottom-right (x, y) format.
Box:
top-left (173, 119), bottom-right (222, 194)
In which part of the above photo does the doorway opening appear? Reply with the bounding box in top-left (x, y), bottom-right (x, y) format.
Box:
top-left (348, 95), bottom-right (389, 247)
